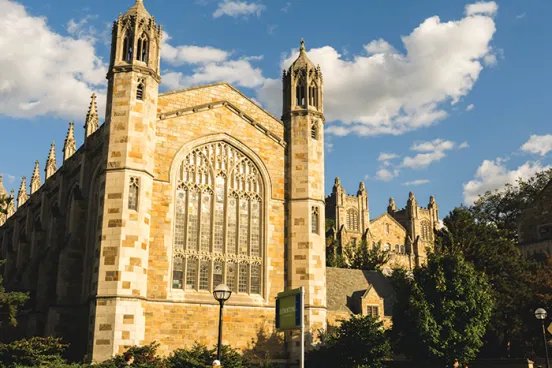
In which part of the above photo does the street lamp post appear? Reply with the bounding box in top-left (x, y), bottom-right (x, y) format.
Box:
top-left (535, 308), bottom-right (550, 368)
top-left (213, 284), bottom-right (232, 362)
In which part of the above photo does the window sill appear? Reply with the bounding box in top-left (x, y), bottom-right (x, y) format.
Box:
top-left (167, 289), bottom-right (267, 307)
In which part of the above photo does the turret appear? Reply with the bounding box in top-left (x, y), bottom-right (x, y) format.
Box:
top-left (387, 197), bottom-right (396, 214)
top-left (283, 39), bottom-right (327, 356)
top-left (63, 122), bottom-right (77, 161)
top-left (428, 195), bottom-right (439, 227)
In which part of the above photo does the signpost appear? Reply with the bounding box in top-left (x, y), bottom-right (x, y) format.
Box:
top-left (276, 287), bottom-right (305, 368)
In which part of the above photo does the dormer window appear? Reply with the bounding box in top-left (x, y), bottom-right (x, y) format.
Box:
top-left (309, 82), bottom-right (318, 108)
top-left (137, 33), bottom-right (149, 63)
top-left (296, 76), bottom-right (305, 107)
top-left (123, 29), bottom-right (134, 62)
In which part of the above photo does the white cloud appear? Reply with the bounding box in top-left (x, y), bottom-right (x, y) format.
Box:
top-left (0, 0), bottom-right (107, 120)
top-left (402, 179), bottom-right (430, 186)
top-left (466, 104), bottom-right (475, 111)
top-left (281, 2), bottom-right (291, 12)
top-left (378, 152), bottom-right (400, 161)
top-left (465, 1), bottom-right (498, 17)
top-left (66, 15), bottom-right (98, 42)
top-left (459, 141), bottom-right (470, 149)
top-left (463, 159), bottom-right (551, 204)
top-left (520, 135), bottom-right (552, 157)
top-left (401, 139), bottom-right (457, 169)
top-left (7, 175), bottom-right (15, 184)
top-left (364, 174), bottom-right (370, 180)
top-left (375, 168), bottom-right (399, 182)
top-left (411, 138), bottom-right (455, 152)
top-left (213, 0), bottom-right (265, 18)
top-left (161, 31), bottom-right (265, 90)
top-left (325, 141), bottom-right (334, 153)
top-left (257, 5), bottom-right (498, 136)
top-left (162, 33), bottom-right (229, 65)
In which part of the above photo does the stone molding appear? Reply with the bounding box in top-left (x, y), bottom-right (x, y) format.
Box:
top-left (158, 100), bottom-right (286, 148)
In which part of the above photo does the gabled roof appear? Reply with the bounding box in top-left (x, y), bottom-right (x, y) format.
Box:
top-left (326, 267), bottom-right (395, 316)
top-left (370, 212), bottom-right (406, 232)
top-left (159, 82), bottom-right (282, 125)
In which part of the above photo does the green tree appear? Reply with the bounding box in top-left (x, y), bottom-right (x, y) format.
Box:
top-left (0, 196), bottom-right (29, 327)
top-left (470, 168), bottom-right (552, 242)
top-left (436, 207), bottom-right (536, 358)
top-left (344, 240), bottom-right (391, 272)
top-left (390, 251), bottom-right (494, 365)
top-left (307, 315), bottom-right (390, 368)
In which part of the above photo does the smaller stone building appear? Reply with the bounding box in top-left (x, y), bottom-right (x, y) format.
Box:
top-left (326, 177), bottom-right (440, 269)
top-left (518, 180), bottom-right (552, 258)
top-left (326, 267), bottom-right (395, 328)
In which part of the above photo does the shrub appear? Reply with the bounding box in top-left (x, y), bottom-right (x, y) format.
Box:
top-left (167, 343), bottom-right (248, 368)
top-left (0, 336), bottom-right (69, 368)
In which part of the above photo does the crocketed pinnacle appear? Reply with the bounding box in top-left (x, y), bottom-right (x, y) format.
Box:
top-left (63, 122), bottom-right (77, 161)
top-left (18, 176), bottom-right (28, 207)
top-left (45, 142), bottom-right (57, 179)
top-left (31, 160), bottom-right (41, 194)
top-left (85, 93), bottom-right (99, 138)
top-left (0, 174), bottom-right (7, 198)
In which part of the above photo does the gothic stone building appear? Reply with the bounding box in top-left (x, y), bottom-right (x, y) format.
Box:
top-left (0, 0), bottom-right (438, 364)
top-left (326, 178), bottom-right (439, 270)
top-left (0, 0), bottom-right (327, 363)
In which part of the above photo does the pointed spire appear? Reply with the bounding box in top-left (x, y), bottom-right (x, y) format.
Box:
top-left (45, 142), bottom-right (57, 180)
top-left (409, 191), bottom-right (415, 200)
top-left (124, 0), bottom-right (151, 18)
top-left (18, 176), bottom-right (28, 207)
top-left (0, 174), bottom-right (7, 198)
top-left (31, 161), bottom-right (41, 194)
top-left (359, 181), bottom-right (365, 191)
top-left (289, 38), bottom-right (315, 71)
top-left (84, 93), bottom-right (99, 139)
top-left (7, 190), bottom-right (15, 217)
top-left (63, 122), bottom-right (77, 161)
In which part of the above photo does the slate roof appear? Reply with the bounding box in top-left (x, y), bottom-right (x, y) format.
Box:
top-left (326, 267), bottom-right (395, 316)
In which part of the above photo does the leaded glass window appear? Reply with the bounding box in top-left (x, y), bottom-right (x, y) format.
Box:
top-left (347, 208), bottom-right (359, 231)
top-left (171, 141), bottom-right (264, 296)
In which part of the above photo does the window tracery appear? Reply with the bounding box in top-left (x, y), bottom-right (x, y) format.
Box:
top-left (171, 141), bottom-right (263, 296)
top-left (347, 208), bottom-right (359, 231)
top-left (421, 220), bottom-right (431, 241)
top-left (136, 32), bottom-right (149, 63)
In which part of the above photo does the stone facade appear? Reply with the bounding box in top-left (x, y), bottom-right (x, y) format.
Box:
top-left (0, 0), bottom-right (325, 365)
top-left (518, 180), bottom-right (552, 258)
top-left (326, 178), bottom-right (440, 270)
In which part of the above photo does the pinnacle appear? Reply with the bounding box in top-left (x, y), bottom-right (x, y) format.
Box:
top-left (289, 37), bottom-right (314, 71)
top-left (32, 161), bottom-right (40, 177)
top-left (87, 93), bottom-right (98, 119)
top-left (124, 0), bottom-right (151, 18)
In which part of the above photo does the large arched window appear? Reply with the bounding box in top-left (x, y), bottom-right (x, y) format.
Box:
top-left (347, 208), bottom-right (359, 232)
top-left (296, 76), bottom-right (305, 107)
top-left (172, 141), bottom-right (263, 296)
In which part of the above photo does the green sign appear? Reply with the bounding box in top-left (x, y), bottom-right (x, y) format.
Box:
top-left (275, 288), bottom-right (302, 331)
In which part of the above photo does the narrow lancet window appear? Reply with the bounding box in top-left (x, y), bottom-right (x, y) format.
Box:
top-left (309, 82), bottom-right (318, 108)
top-left (136, 79), bottom-right (145, 101)
top-left (311, 122), bottom-right (318, 140)
top-left (123, 30), bottom-right (134, 62)
top-left (312, 206), bottom-right (319, 234)
top-left (128, 177), bottom-right (139, 211)
top-left (137, 33), bottom-right (149, 63)
top-left (296, 76), bottom-right (305, 107)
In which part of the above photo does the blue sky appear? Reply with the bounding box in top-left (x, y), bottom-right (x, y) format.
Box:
top-left (0, 0), bottom-right (551, 219)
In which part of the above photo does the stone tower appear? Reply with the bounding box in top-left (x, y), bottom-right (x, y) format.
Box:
top-left (283, 39), bottom-right (327, 360)
top-left (92, 0), bottom-right (162, 360)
